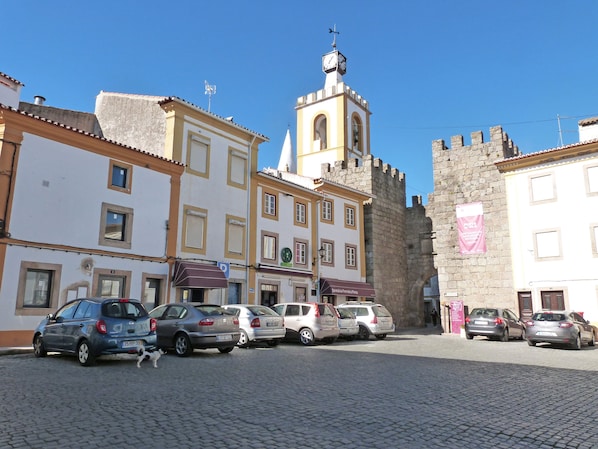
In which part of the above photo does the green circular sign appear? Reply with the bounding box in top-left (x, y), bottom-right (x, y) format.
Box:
top-left (281, 247), bottom-right (292, 263)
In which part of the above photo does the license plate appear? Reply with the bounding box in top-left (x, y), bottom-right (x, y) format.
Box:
top-left (475, 320), bottom-right (488, 325)
top-left (216, 334), bottom-right (232, 341)
top-left (266, 321), bottom-right (277, 327)
top-left (536, 331), bottom-right (556, 337)
top-left (122, 340), bottom-right (141, 348)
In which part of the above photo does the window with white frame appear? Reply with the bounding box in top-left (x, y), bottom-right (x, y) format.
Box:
top-left (586, 165), bottom-right (598, 195)
top-left (534, 229), bottom-right (561, 259)
top-left (228, 149), bottom-right (247, 189)
top-left (592, 224), bottom-right (598, 256)
top-left (530, 174), bottom-right (555, 203)
top-left (295, 201), bottom-right (307, 225)
top-left (345, 205), bottom-right (356, 228)
top-left (262, 233), bottom-right (277, 261)
top-left (321, 241), bottom-right (334, 265)
top-left (183, 207), bottom-right (207, 252)
top-left (322, 199), bottom-right (333, 222)
top-left (226, 215), bottom-right (245, 258)
top-left (99, 203), bottom-right (133, 249)
top-left (188, 136), bottom-right (209, 176)
top-left (294, 240), bottom-right (307, 266)
top-left (346, 245), bottom-right (357, 268)
top-left (264, 192), bottom-right (277, 218)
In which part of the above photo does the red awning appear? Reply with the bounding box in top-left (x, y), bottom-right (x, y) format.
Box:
top-left (173, 261), bottom-right (228, 288)
top-left (320, 278), bottom-right (376, 298)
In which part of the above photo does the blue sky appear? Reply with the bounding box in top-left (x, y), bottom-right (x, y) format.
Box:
top-left (4, 1), bottom-right (598, 204)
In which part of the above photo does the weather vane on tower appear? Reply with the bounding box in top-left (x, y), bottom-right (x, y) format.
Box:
top-left (329, 24), bottom-right (340, 49)
top-left (204, 80), bottom-right (216, 112)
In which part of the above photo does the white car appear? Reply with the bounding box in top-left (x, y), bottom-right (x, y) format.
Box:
top-left (337, 301), bottom-right (395, 340)
top-left (222, 304), bottom-right (285, 348)
top-left (335, 306), bottom-right (359, 340)
top-left (272, 302), bottom-right (339, 345)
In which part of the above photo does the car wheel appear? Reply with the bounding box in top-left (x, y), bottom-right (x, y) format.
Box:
top-left (589, 332), bottom-right (596, 347)
top-left (266, 340), bottom-right (280, 347)
top-left (77, 340), bottom-right (96, 366)
top-left (527, 339), bottom-right (536, 346)
top-left (174, 333), bottom-right (193, 357)
top-left (501, 329), bottom-right (509, 342)
top-left (572, 334), bottom-right (582, 350)
top-left (299, 328), bottom-right (314, 345)
top-left (237, 330), bottom-right (249, 348)
top-left (375, 334), bottom-right (387, 340)
top-left (466, 333), bottom-right (474, 340)
top-left (218, 346), bottom-right (234, 354)
top-left (33, 335), bottom-right (47, 358)
top-left (358, 325), bottom-right (370, 341)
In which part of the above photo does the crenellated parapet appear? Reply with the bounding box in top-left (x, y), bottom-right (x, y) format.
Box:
top-left (296, 82), bottom-right (369, 110)
top-left (433, 126), bottom-right (520, 160)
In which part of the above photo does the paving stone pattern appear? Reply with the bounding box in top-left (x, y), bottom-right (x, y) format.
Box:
top-left (1, 333), bottom-right (597, 448)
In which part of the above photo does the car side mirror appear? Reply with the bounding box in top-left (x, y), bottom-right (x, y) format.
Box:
top-left (46, 313), bottom-right (55, 320)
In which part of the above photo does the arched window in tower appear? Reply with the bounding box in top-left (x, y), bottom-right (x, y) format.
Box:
top-left (351, 115), bottom-right (362, 153)
top-left (314, 115), bottom-right (327, 151)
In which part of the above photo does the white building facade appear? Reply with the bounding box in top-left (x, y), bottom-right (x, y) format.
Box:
top-left (0, 73), bottom-right (183, 346)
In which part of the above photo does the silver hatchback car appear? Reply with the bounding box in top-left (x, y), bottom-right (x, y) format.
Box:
top-left (272, 302), bottom-right (339, 345)
top-left (222, 304), bottom-right (285, 347)
top-left (525, 310), bottom-right (595, 349)
top-left (337, 301), bottom-right (395, 340)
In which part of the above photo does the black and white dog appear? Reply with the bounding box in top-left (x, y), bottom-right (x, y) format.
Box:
top-left (136, 346), bottom-right (165, 368)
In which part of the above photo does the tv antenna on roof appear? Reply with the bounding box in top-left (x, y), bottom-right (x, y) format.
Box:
top-left (204, 80), bottom-right (216, 112)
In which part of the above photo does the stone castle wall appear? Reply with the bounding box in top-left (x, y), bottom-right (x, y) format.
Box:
top-left (322, 155), bottom-right (431, 327)
top-left (427, 126), bottom-right (519, 317)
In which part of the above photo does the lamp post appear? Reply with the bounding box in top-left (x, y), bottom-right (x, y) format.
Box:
top-left (315, 246), bottom-right (326, 302)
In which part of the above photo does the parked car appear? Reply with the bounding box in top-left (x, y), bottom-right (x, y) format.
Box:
top-left (32, 297), bottom-right (157, 366)
top-left (525, 310), bottom-right (595, 349)
top-left (272, 302), bottom-right (339, 345)
top-left (222, 304), bottom-right (285, 347)
top-left (149, 303), bottom-right (240, 356)
top-left (335, 306), bottom-right (359, 340)
top-left (337, 301), bottom-right (395, 340)
top-left (464, 307), bottom-right (526, 341)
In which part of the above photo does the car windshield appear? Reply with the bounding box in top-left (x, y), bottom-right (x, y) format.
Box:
top-left (337, 308), bottom-right (355, 319)
top-left (532, 312), bottom-right (567, 321)
top-left (102, 300), bottom-right (146, 318)
top-left (194, 305), bottom-right (227, 316)
top-left (469, 308), bottom-right (499, 318)
top-left (246, 306), bottom-right (278, 317)
top-left (373, 306), bottom-right (392, 317)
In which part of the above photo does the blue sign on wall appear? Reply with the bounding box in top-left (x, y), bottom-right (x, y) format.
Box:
top-left (218, 262), bottom-right (230, 279)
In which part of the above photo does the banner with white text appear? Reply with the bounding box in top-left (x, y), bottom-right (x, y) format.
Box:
top-left (456, 202), bottom-right (486, 255)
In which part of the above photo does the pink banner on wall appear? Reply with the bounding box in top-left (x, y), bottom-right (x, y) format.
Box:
top-left (450, 300), bottom-right (465, 335)
top-left (456, 202), bottom-right (486, 255)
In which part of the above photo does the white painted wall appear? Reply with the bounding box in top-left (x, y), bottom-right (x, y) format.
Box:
top-left (10, 133), bottom-right (171, 255)
top-left (505, 154), bottom-right (598, 321)
top-left (0, 73), bottom-right (21, 108)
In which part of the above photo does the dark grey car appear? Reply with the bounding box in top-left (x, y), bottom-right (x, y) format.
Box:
top-left (32, 298), bottom-right (157, 366)
top-left (149, 303), bottom-right (240, 356)
top-left (525, 310), bottom-right (595, 350)
top-left (464, 307), bottom-right (525, 341)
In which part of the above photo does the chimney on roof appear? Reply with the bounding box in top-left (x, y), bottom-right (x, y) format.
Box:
top-left (34, 95), bottom-right (46, 105)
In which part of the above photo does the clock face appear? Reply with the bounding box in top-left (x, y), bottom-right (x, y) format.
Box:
top-left (281, 247), bottom-right (293, 264)
top-left (322, 52), bottom-right (338, 72)
top-left (339, 56), bottom-right (347, 73)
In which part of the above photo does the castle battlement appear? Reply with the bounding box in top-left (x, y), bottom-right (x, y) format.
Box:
top-left (296, 82), bottom-right (369, 110)
top-left (321, 154), bottom-right (405, 189)
top-left (432, 126), bottom-right (520, 159)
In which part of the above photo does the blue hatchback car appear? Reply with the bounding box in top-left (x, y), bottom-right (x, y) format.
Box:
top-left (33, 297), bottom-right (157, 366)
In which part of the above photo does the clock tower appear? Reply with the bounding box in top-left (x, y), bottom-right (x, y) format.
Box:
top-left (295, 29), bottom-right (371, 178)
